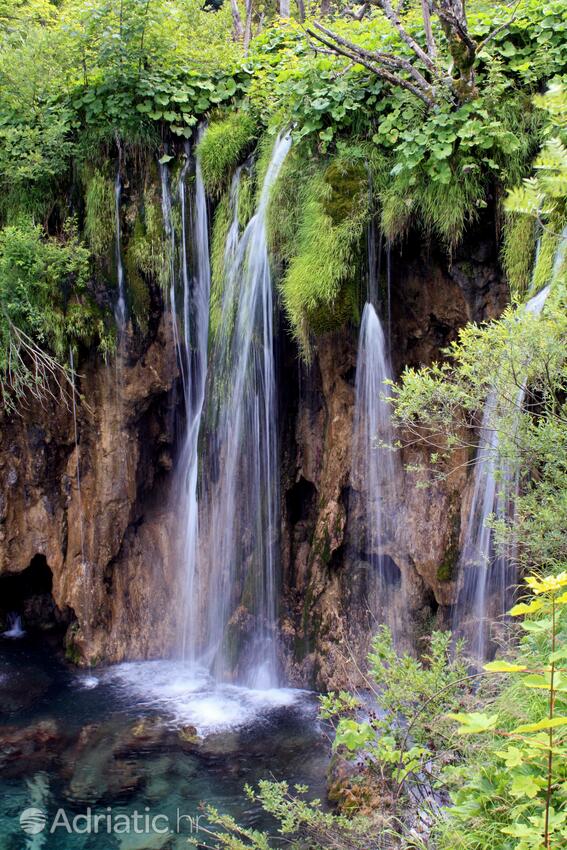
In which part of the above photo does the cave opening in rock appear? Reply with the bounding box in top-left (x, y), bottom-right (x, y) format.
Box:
top-left (369, 553), bottom-right (402, 589)
top-left (286, 477), bottom-right (317, 526)
top-left (0, 555), bottom-right (69, 636)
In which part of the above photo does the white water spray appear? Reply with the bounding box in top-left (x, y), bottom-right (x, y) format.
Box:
top-left (351, 302), bottom-right (401, 640)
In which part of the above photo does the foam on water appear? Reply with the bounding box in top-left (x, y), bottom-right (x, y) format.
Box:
top-left (2, 614), bottom-right (25, 639)
top-left (104, 660), bottom-right (305, 735)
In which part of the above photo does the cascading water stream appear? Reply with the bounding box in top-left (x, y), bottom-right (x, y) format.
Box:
top-left (351, 302), bottom-right (401, 642)
top-left (114, 169), bottom-right (126, 329)
top-left (196, 133), bottom-right (291, 687)
top-left (453, 260), bottom-right (562, 661)
top-left (177, 139), bottom-right (211, 662)
top-left (160, 134), bottom-right (212, 664)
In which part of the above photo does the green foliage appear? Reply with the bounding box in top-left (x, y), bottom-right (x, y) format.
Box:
top-left (0, 217), bottom-right (113, 407)
top-left (197, 112), bottom-right (257, 197)
top-left (84, 169), bottom-right (115, 258)
top-left (209, 190), bottom-right (232, 341)
top-left (505, 84), bottom-right (567, 298)
top-left (271, 153), bottom-right (368, 354)
top-left (502, 213), bottom-right (538, 300)
top-left (441, 571), bottom-right (567, 850)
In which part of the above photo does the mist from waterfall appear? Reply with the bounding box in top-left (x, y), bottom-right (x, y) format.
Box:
top-left (351, 301), bottom-right (401, 642)
top-left (453, 282), bottom-right (553, 662)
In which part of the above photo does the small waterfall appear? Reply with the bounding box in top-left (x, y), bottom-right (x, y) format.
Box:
top-left (351, 302), bottom-right (400, 641)
top-left (453, 284), bottom-right (552, 661)
top-left (197, 132), bottom-right (291, 687)
top-left (177, 138), bottom-right (211, 662)
top-left (114, 169), bottom-right (126, 329)
top-left (3, 613), bottom-right (25, 638)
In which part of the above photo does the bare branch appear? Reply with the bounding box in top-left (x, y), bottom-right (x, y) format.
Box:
top-left (309, 21), bottom-right (437, 104)
top-left (476, 0), bottom-right (523, 54)
top-left (377, 0), bottom-right (438, 73)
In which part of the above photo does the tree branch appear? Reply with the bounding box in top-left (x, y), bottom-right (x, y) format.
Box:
top-left (309, 21), bottom-right (437, 104)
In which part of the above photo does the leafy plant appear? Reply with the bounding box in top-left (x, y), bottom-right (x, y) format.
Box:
top-left (445, 571), bottom-right (567, 850)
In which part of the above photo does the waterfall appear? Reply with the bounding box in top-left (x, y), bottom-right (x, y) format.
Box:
top-left (114, 169), bottom-right (126, 329)
top-left (160, 136), bottom-right (212, 663)
top-left (3, 613), bottom-right (25, 638)
top-left (453, 283), bottom-right (553, 661)
top-left (196, 132), bottom-right (291, 687)
top-left (351, 302), bottom-right (401, 641)
top-left (177, 139), bottom-right (211, 662)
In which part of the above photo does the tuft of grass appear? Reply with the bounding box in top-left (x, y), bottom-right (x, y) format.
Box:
top-left (84, 170), bottom-right (115, 258)
top-left (197, 112), bottom-right (257, 197)
top-left (379, 161), bottom-right (486, 248)
top-left (273, 155), bottom-right (368, 357)
top-left (502, 213), bottom-right (537, 300)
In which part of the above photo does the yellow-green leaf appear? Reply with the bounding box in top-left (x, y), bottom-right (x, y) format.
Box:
top-left (513, 717), bottom-right (567, 733)
top-left (484, 660), bottom-right (527, 673)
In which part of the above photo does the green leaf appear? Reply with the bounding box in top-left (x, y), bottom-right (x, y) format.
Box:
top-left (484, 660), bottom-right (527, 673)
top-left (509, 599), bottom-right (544, 616)
top-left (513, 717), bottom-right (567, 734)
top-left (446, 712), bottom-right (499, 734)
top-left (495, 746), bottom-right (524, 767)
top-left (510, 773), bottom-right (540, 799)
top-left (158, 154), bottom-right (174, 165)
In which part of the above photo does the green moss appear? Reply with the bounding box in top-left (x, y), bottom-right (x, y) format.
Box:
top-left (84, 170), bottom-right (115, 258)
top-left (123, 187), bottom-right (168, 330)
top-left (380, 164), bottom-right (485, 247)
top-left (197, 111), bottom-right (257, 197)
top-left (209, 190), bottom-right (232, 341)
top-left (502, 213), bottom-right (537, 300)
top-left (237, 169), bottom-right (255, 230)
top-left (274, 155), bottom-right (369, 357)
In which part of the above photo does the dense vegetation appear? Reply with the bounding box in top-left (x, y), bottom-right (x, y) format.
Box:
top-left (1, 1), bottom-right (566, 848)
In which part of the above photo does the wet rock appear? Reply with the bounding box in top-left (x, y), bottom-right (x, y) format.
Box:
top-left (0, 720), bottom-right (64, 777)
top-left (63, 721), bottom-right (144, 803)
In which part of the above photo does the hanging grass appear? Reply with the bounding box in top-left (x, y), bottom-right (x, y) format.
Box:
top-left (273, 155), bottom-right (368, 357)
top-left (502, 213), bottom-right (538, 300)
top-left (84, 169), bottom-right (115, 258)
top-left (197, 112), bottom-right (257, 197)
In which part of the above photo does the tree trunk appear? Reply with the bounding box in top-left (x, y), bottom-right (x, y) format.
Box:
top-left (296, 0), bottom-right (305, 21)
top-left (436, 0), bottom-right (477, 100)
top-left (243, 0), bottom-right (253, 53)
top-left (280, 0), bottom-right (290, 16)
top-left (421, 0), bottom-right (436, 58)
top-left (230, 0), bottom-right (244, 41)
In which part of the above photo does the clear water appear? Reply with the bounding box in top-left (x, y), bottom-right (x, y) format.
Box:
top-left (114, 170), bottom-right (127, 330)
top-left (0, 636), bottom-right (327, 849)
top-left (196, 133), bottom-right (292, 687)
top-left (351, 302), bottom-right (402, 642)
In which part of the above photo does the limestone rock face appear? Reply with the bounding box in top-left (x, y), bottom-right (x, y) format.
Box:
top-left (0, 223), bottom-right (506, 683)
top-left (0, 313), bottom-right (181, 664)
top-left (281, 236), bottom-right (506, 688)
